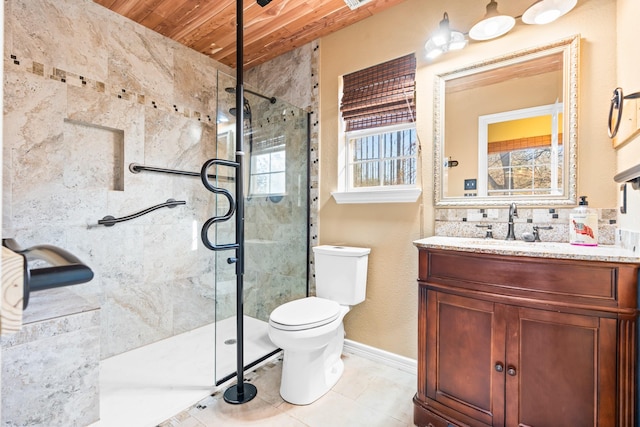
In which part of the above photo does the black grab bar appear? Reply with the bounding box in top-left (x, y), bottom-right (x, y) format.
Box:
top-left (200, 158), bottom-right (240, 252)
top-left (98, 198), bottom-right (186, 227)
top-left (129, 163), bottom-right (234, 182)
top-left (2, 239), bottom-right (94, 309)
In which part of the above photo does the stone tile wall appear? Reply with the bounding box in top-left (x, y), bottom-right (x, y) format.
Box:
top-left (1, 289), bottom-right (100, 426)
top-left (4, 0), bottom-right (314, 361)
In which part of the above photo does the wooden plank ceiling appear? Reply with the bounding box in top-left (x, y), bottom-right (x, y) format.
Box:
top-left (94, 0), bottom-right (408, 69)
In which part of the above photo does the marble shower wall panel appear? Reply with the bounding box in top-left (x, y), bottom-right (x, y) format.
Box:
top-left (174, 46), bottom-right (220, 117)
top-left (144, 107), bottom-right (217, 171)
top-left (4, 0), bottom-right (234, 360)
top-left (245, 44), bottom-right (313, 112)
top-left (106, 14), bottom-right (175, 106)
top-left (3, 70), bottom-right (68, 231)
top-left (8, 0), bottom-right (110, 82)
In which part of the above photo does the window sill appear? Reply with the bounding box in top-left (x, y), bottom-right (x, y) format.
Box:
top-left (331, 188), bottom-right (422, 204)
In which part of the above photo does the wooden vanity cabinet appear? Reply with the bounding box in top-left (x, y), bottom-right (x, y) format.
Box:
top-left (414, 248), bottom-right (639, 427)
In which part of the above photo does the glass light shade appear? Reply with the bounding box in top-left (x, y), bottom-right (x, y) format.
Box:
top-left (425, 41), bottom-right (444, 60)
top-left (431, 31), bottom-right (449, 47)
top-left (425, 12), bottom-right (467, 60)
top-left (448, 31), bottom-right (468, 51)
top-left (469, 0), bottom-right (516, 41)
top-left (425, 30), bottom-right (466, 60)
top-left (522, 0), bottom-right (577, 25)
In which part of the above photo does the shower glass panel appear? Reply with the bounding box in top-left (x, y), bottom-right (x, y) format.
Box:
top-left (212, 71), bottom-right (309, 385)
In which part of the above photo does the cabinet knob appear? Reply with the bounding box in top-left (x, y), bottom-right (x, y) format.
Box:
top-left (507, 366), bottom-right (517, 376)
top-left (495, 362), bottom-right (504, 373)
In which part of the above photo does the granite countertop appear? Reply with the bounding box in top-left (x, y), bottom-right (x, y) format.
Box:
top-left (414, 236), bottom-right (640, 264)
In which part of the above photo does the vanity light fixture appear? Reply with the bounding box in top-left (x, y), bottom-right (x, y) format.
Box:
top-left (425, 12), bottom-right (468, 60)
top-left (522, 0), bottom-right (577, 25)
top-left (426, 1), bottom-right (578, 60)
top-left (469, 0), bottom-right (516, 41)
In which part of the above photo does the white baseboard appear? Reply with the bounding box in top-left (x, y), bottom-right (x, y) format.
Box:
top-left (343, 339), bottom-right (417, 375)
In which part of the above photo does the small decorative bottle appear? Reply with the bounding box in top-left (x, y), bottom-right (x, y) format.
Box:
top-left (569, 196), bottom-right (598, 246)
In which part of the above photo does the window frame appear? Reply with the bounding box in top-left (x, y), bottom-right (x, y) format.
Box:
top-left (478, 103), bottom-right (563, 197)
top-left (333, 54), bottom-right (421, 204)
top-left (248, 138), bottom-right (287, 198)
top-left (333, 122), bottom-right (421, 204)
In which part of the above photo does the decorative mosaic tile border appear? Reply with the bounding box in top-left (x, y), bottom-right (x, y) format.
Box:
top-left (8, 54), bottom-right (215, 123)
top-left (308, 40), bottom-right (320, 293)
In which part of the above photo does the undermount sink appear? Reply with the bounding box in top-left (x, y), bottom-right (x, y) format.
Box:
top-left (443, 237), bottom-right (568, 250)
top-left (413, 236), bottom-right (640, 264)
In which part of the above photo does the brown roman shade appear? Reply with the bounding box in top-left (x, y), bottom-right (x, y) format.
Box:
top-left (340, 53), bottom-right (416, 132)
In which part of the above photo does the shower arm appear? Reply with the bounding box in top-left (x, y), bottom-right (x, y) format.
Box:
top-left (225, 87), bottom-right (276, 104)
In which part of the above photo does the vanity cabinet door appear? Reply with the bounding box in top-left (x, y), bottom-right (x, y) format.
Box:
top-left (425, 291), bottom-right (506, 426)
top-left (422, 291), bottom-right (617, 427)
top-left (506, 307), bottom-right (617, 427)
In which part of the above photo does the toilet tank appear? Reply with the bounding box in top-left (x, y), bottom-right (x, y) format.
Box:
top-left (312, 245), bottom-right (370, 305)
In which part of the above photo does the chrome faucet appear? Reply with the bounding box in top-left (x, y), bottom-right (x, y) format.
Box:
top-left (506, 202), bottom-right (518, 240)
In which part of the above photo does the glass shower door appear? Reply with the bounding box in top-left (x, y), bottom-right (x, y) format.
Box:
top-left (212, 71), bottom-right (309, 385)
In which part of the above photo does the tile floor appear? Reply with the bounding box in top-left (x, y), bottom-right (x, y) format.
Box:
top-left (158, 352), bottom-right (417, 427)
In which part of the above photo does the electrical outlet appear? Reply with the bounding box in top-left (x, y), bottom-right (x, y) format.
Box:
top-left (464, 179), bottom-right (477, 190)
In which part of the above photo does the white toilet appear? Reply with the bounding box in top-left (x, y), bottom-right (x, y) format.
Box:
top-left (268, 245), bottom-right (370, 405)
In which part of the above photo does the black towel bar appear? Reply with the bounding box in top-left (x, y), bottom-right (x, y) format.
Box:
top-left (129, 163), bottom-right (234, 182)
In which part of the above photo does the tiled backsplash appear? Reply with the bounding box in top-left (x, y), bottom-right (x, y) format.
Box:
top-left (435, 207), bottom-right (618, 245)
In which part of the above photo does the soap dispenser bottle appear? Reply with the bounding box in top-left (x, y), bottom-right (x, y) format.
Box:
top-left (569, 196), bottom-right (598, 246)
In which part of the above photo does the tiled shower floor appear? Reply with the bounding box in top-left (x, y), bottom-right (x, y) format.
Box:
top-left (93, 316), bottom-right (277, 427)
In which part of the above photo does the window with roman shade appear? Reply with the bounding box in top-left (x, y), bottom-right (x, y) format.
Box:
top-left (340, 53), bottom-right (417, 132)
top-left (333, 53), bottom-right (420, 204)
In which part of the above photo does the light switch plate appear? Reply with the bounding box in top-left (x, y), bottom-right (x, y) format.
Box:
top-left (464, 179), bottom-right (477, 190)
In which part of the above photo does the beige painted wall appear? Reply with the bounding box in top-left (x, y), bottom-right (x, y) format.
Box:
top-left (319, 0), bottom-right (618, 359)
top-left (616, 0), bottom-right (640, 231)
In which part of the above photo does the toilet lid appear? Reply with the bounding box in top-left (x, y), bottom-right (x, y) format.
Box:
top-left (270, 297), bottom-right (341, 331)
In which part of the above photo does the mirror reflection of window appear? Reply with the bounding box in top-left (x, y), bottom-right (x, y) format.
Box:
top-left (434, 36), bottom-right (579, 206)
top-left (250, 135), bottom-right (286, 197)
top-left (478, 103), bottom-right (563, 197)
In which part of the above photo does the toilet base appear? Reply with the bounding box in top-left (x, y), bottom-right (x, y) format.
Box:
top-left (279, 323), bottom-right (345, 405)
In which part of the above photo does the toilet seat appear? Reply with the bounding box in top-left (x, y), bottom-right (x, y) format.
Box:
top-left (269, 297), bottom-right (341, 331)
